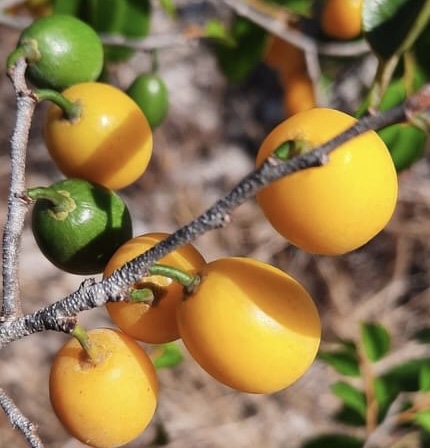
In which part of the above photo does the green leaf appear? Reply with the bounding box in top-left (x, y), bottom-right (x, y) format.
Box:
top-left (335, 406), bottom-right (366, 427)
top-left (204, 20), bottom-right (235, 47)
top-left (53, 0), bottom-right (84, 15)
top-left (416, 409), bottom-right (430, 433)
top-left (415, 327), bottom-right (430, 343)
top-left (302, 433), bottom-right (364, 448)
top-left (152, 342), bottom-right (184, 369)
top-left (379, 123), bottom-right (427, 171)
top-left (374, 377), bottom-right (400, 420)
top-left (419, 362), bottom-right (430, 392)
top-left (214, 15), bottom-right (268, 83)
top-left (331, 381), bottom-right (367, 417)
top-left (319, 350), bottom-right (360, 377)
top-left (363, 0), bottom-right (427, 60)
top-left (264, 0), bottom-right (313, 16)
top-left (382, 358), bottom-right (430, 392)
top-left (361, 322), bottom-right (391, 362)
top-left (158, 0), bottom-right (175, 17)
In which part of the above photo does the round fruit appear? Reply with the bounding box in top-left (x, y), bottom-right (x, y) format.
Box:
top-left (16, 14), bottom-right (103, 90)
top-left (30, 178), bottom-right (132, 275)
top-left (282, 72), bottom-right (316, 117)
top-left (43, 82), bottom-right (153, 190)
top-left (264, 35), bottom-right (306, 78)
top-left (104, 232), bottom-right (205, 343)
top-left (49, 328), bottom-right (158, 448)
top-left (177, 257), bottom-right (321, 394)
top-left (321, 0), bottom-right (363, 41)
top-left (256, 108), bottom-right (398, 255)
top-left (126, 73), bottom-right (169, 128)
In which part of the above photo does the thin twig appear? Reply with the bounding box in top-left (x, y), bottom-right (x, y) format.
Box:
top-left (0, 388), bottom-right (44, 448)
top-left (1, 58), bottom-right (36, 320)
top-left (100, 29), bottom-right (198, 51)
top-left (1, 81), bottom-right (426, 348)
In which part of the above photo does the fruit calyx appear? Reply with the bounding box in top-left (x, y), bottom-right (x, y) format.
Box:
top-left (274, 139), bottom-right (313, 160)
top-left (26, 186), bottom-right (76, 221)
top-left (72, 324), bottom-right (106, 367)
top-left (7, 38), bottom-right (40, 69)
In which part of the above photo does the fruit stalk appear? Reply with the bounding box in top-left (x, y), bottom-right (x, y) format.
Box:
top-left (148, 263), bottom-right (198, 289)
top-left (35, 89), bottom-right (81, 121)
top-left (71, 324), bottom-right (102, 364)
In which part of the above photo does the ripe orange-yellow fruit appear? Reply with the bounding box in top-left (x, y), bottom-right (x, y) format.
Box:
top-left (282, 72), bottom-right (316, 117)
top-left (104, 232), bottom-right (205, 343)
top-left (256, 108), bottom-right (398, 255)
top-left (321, 0), bottom-right (363, 40)
top-left (49, 328), bottom-right (158, 448)
top-left (264, 35), bottom-right (306, 78)
top-left (177, 257), bottom-right (321, 394)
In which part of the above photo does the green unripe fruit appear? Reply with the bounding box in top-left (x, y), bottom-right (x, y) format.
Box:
top-left (126, 73), bottom-right (169, 128)
top-left (14, 14), bottom-right (103, 90)
top-left (29, 178), bottom-right (133, 275)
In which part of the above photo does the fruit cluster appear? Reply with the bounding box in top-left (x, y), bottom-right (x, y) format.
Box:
top-left (8, 8), bottom-right (399, 448)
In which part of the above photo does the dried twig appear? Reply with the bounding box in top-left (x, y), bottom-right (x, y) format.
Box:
top-left (2, 58), bottom-right (36, 320)
top-left (0, 388), bottom-right (43, 448)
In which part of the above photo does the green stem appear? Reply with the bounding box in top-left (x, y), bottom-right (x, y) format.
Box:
top-left (7, 40), bottom-right (40, 70)
top-left (369, 56), bottom-right (400, 111)
top-left (150, 50), bottom-right (159, 73)
top-left (274, 140), bottom-right (312, 160)
top-left (130, 288), bottom-right (154, 303)
top-left (368, 0), bottom-right (430, 112)
top-left (71, 324), bottom-right (99, 363)
top-left (398, 0), bottom-right (430, 55)
top-left (35, 88), bottom-right (81, 121)
top-left (148, 263), bottom-right (199, 288)
top-left (26, 186), bottom-right (75, 216)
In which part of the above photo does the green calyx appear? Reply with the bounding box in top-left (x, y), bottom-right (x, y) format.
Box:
top-left (26, 186), bottom-right (76, 220)
top-left (274, 139), bottom-right (313, 161)
top-left (130, 288), bottom-right (155, 304)
top-left (7, 39), bottom-right (40, 70)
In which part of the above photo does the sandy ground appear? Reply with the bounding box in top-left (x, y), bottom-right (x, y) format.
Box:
top-left (2, 2), bottom-right (430, 448)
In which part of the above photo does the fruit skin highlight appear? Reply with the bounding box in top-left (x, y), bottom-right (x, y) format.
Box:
top-left (256, 108), bottom-right (398, 255)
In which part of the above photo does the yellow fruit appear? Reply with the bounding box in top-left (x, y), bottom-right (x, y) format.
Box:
top-left (104, 233), bottom-right (205, 343)
top-left (177, 257), bottom-right (321, 394)
top-left (256, 108), bottom-right (398, 255)
top-left (49, 328), bottom-right (158, 448)
top-left (321, 0), bottom-right (363, 40)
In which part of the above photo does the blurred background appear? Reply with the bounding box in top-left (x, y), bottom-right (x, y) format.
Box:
top-left (2, 1), bottom-right (430, 447)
